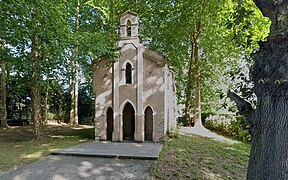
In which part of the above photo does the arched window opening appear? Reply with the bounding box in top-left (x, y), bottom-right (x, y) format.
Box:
top-left (125, 63), bottom-right (132, 84)
top-left (126, 20), bottom-right (132, 37)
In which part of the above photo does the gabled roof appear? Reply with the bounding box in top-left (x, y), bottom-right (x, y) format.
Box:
top-left (120, 10), bottom-right (138, 18)
top-left (92, 56), bottom-right (112, 69)
top-left (143, 48), bottom-right (167, 67)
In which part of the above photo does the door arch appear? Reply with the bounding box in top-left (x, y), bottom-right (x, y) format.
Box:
top-left (123, 102), bottom-right (135, 140)
top-left (106, 107), bottom-right (113, 141)
top-left (144, 106), bottom-right (153, 141)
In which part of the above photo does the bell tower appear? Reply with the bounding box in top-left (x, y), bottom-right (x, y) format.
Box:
top-left (120, 11), bottom-right (139, 41)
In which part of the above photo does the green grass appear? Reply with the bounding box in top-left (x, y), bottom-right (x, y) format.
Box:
top-left (1, 125), bottom-right (250, 179)
top-left (154, 135), bottom-right (250, 180)
top-left (0, 125), bottom-right (94, 171)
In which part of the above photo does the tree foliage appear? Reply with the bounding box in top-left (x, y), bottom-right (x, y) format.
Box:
top-left (0, 0), bottom-right (114, 135)
top-left (121, 0), bottom-right (269, 126)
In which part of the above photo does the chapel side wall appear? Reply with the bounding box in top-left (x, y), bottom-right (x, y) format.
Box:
top-left (167, 70), bottom-right (176, 131)
top-left (143, 57), bottom-right (165, 142)
top-left (93, 64), bottom-right (113, 140)
top-left (118, 44), bottom-right (137, 104)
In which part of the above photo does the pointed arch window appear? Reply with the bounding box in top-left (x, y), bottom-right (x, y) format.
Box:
top-left (126, 20), bottom-right (132, 37)
top-left (125, 63), bottom-right (132, 84)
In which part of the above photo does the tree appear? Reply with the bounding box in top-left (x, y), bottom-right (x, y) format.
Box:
top-left (69, 0), bottom-right (81, 126)
top-left (136, 0), bottom-right (245, 127)
top-left (20, 0), bottom-right (69, 138)
top-left (0, 0), bottom-right (24, 128)
top-left (229, 0), bottom-right (288, 179)
top-left (248, 0), bottom-right (288, 179)
top-left (0, 37), bottom-right (7, 128)
top-left (0, 1), bottom-right (9, 128)
top-left (66, 0), bottom-right (115, 126)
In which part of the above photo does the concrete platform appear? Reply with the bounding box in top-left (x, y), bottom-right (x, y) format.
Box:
top-left (51, 141), bottom-right (163, 160)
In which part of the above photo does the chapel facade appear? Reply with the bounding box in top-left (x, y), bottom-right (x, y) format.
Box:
top-left (92, 11), bottom-right (176, 142)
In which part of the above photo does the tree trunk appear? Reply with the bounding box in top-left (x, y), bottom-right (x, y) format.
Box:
top-left (31, 13), bottom-right (44, 139)
top-left (246, 1), bottom-right (288, 179)
top-left (247, 37), bottom-right (288, 179)
top-left (74, 0), bottom-right (80, 126)
top-left (32, 80), bottom-right (43, 139)
top-left (184, 41), bottom-right (195, 126)
top-left (1, 38), bottom-right (8, 128)
top-left (184, 95), bottom-right (192, 126)
top-left (70, 49), bottom-right (76, 126)
top-left (192, 35), bottom-right (203, 128)
top-left (74, 46), bottom-right (79, 125)
top-left (44, 76), bottom-right (49, 124)
top-left (70, 0), bottom-right (80, 126)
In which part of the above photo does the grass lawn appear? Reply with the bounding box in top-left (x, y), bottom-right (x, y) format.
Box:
top-left (154, 134), bottom-right (250, 180)
top-left (1, 124), bottom-right (250, 179)
top-left (0, 123), bottom-right (94, 171)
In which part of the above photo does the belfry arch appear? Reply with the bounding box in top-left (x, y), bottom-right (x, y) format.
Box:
top-left (126, 19), bottom-right (132, 37)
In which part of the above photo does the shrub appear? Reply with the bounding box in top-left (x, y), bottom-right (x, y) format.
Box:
top-left (201, 111), bottom-right (216, 124)
top-left (230, 115), bottom-right (251, 142)
top-left (204, 114), bottom-right (251, 142)
top-left (168, 128), bottom-right (180, 139)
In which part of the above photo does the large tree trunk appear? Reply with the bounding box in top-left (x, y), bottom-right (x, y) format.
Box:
top-left (32, 45), bottom-right (44, 138)
top-left (31, 13), bottom-right (44, 139)
top-left (184, 41), bottom-right (194, 126)
top-left (74, 46), bottom-right (79, 125)
top-left (70, 0), bottom-right (80, 126)
top-left (32, 78), bottom-right (43, 139)
top-left (246, 1), bottom-right (288, 179)
top-left (247, 39), bottom-right (288, 179)
top-left (70, 49), bottom-right (76, 126)
top-left (74, 0), bottom-right (80, 126)
top-left (44, 76), bottom-right (49, 124)
top-left (193, 35), bottom-right (203, 128)
top-left (1, 38), bottom-right (8, 128)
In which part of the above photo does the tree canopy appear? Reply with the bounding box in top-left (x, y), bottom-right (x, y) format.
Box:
top-left (0, 0), bottom-right (270, 136)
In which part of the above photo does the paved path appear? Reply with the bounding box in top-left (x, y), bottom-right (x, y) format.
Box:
top-left (1, 128), bottom-right (235, 179)
top-left (0, 156), bottom-right (156, 180)
top-left (51, 141), bottom-right (163, 160)
top-left (179, 126), bottom-right (237, 144)
top-left (0, 141), bottom-right (162, 180)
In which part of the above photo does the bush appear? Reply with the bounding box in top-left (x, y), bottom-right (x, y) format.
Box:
top-left (201, 111), bottom-right (216, 124)
top-left (204, 114), bottom-right (251, 142)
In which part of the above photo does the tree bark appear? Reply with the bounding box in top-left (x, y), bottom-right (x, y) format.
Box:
top-left (193, 35), bottom-right (202, 128)
top-left (245, 1), bottom-right (288, 179)
top-left (74, 0), bottom-right (80, 126)
top-left (184, 41), bottom-right (194, 126)
top-left (31, 12), bottom-right (44, 139)
top-left (1, 38), bottom-right (8, 128)
top-left (70, 48), bottom-right (76, 126)
top-left (70, 0), bottom-right (80, 126)
top-left (74, 46), bottom-right (79, 126)
top-left (44, 76), bottom-right (49, 124)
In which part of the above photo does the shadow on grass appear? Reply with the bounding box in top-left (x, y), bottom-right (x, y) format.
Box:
top-left (0, 124), bottom-right (95, 171)
top-left (49, 128), bottom-right (95, 140)
top-left (154, 134), bottom-right (250, 180)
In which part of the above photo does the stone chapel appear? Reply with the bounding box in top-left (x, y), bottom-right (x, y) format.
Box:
top-left (92, 11), bottom-right (176, 142)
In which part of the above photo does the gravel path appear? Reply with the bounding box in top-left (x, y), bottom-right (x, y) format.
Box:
top-left (0, 155), bottom-right (156, 180)
top-left (180, 126), bottom-right (237, 144)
